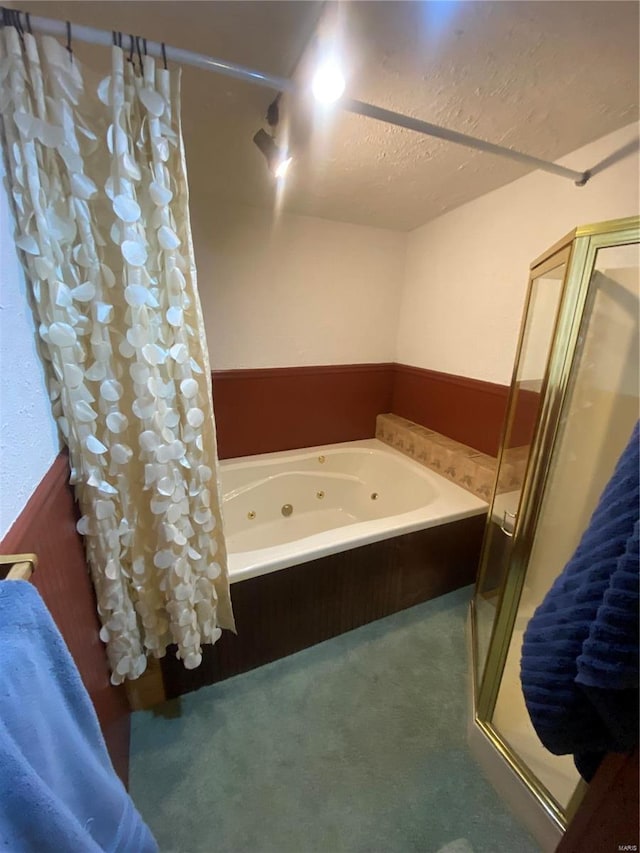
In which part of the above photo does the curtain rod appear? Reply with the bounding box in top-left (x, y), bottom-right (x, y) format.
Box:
top-left (2, 9), bottom-right (591, 186)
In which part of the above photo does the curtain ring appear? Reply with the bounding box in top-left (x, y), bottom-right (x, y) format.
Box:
top-left (25, 11), bottom-right (31, 34)
top-left (112, 29), bottom-right (117, 46)
top-left (135, 34), bottom-right (143, 74)
top-left (1, 7), bottom-right (14, 31)
top-left (161, 42), bottom-right (168, 71)
top-left (12, 9), bottom-right (25, 49)
top-left (128, 33), bottom-right (134, 64)
top-left (66, 20), bottom-right (73, 62)
top-left (143, 37), bottom-right (147, 56)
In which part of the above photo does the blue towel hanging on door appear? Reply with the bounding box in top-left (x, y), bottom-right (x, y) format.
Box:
top-left (520, 420), bottom-right (639, 781)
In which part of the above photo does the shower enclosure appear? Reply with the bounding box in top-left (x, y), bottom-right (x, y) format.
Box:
top-left (470, 216), bottom-right (639, 834)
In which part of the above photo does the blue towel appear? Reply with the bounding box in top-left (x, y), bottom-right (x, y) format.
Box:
top-left (0, 580), bottom-right (157, 852)
top-left (520, 421), bottom-right (639, 781)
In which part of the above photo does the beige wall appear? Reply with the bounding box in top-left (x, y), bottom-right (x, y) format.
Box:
top-left (194, 124), bottom-right (638, 380)
top-left (192, 199), bottom-right (406, 370)
top-left (396, 122), bottom-right (640, 385)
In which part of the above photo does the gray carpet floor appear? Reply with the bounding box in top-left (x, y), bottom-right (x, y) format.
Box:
top-left (130, 586), bottom-right (541, 853)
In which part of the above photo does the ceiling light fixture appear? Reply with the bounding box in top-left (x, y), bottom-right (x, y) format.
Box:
top-left (311, 57), bottom-right (345, 104)
top-left (252, 128), bottom-right (292, 180)
top-left (253, 92), bottom-right (293, 181)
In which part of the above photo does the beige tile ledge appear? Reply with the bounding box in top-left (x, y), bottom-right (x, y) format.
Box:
top-left (376, 413), bottom-right (499, 501)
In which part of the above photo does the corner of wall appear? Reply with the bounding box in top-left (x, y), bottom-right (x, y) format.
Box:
top-left (392, 122), bottom-right (640, 385)
top-left (392, 227), bottom-right (412, 365)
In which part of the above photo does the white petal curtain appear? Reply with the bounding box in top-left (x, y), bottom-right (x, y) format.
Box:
top-left (0, 27), bottom-right (234, 682)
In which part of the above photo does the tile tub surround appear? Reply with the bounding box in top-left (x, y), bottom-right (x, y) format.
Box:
top-left (376, 414), bottom-right (527, 501)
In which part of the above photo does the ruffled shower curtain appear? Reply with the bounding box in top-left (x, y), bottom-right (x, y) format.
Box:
top-left (0, 26), bottom-right (234, 682)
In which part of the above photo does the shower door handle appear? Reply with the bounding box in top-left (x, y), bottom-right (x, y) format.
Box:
top-left (500, 510), bottom-right (517, 538)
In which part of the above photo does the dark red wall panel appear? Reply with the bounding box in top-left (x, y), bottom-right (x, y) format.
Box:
top-left (391, 363), bottom-right (509, 456)
top-left (508, 387), bottom-right (542, 450)
top-left (212, 363), bottom-right (395, 459)
top-left (1, 452), bottom-right (130, 786)
top-left (211, 362), bottom-right (512, 459)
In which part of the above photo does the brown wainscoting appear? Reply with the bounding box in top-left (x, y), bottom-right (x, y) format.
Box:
top-left (0, 451), bottom-right (130, 786)
top-left (211, 362), bottom-right (513, 461)
top-left (557, 748), bottom-right (639, 853)
top-left (212, 363), bottom-right (395, 459)
top-left (160, 513), bottom-right (486, 699)
top-left (391, 364), bottom-right (510, 457)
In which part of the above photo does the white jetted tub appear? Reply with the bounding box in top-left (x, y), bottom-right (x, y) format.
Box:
top-left (220, 438), bottom-right (487, 583)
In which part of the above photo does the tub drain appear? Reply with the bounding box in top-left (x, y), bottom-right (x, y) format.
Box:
top-left (281, 503), bottom-right (293, 517)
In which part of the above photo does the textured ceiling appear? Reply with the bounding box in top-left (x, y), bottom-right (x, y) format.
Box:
top-left (12, 1), bottom-right (640, 231)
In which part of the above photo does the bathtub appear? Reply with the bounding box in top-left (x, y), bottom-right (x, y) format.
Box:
top-left (220, 438), bottom-right (487, 583)
top-left (160, 439), bottom-right (489, 695)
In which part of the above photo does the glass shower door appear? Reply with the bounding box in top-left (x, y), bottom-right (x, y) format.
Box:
top-left (489, 240), bottom-right (639, 813)
top-left (473, 249), bottom-right (568, 683)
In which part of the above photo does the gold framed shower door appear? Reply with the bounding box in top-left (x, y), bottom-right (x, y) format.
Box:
top-left (471, 215), bottom-right (640, 832)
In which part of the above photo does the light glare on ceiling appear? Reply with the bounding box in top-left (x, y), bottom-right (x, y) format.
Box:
top-left (312, 58), bottom-right (345, 104)
top-left (275, 156), bottom-right (293, 179)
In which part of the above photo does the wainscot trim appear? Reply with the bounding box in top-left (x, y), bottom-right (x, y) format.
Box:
top-left (213, 362), bottom-right (396, 380)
